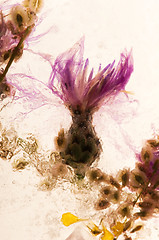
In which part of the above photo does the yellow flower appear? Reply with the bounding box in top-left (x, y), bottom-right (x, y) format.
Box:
top-left (100, 224), bottom-right (114, 240)
top-left (61, 212), bottom-right (86, 227)
top-left (111, 221), bottom-right (124, 237)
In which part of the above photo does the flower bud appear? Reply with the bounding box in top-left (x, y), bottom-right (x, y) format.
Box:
top-left (11, 5), bottom-right (28, 30)
top-left (130, 169), bottom-right (147, 189)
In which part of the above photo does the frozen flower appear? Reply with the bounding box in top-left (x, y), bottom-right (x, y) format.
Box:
top-left (48, 38), bottom-right (133, 114)
top-left (50, 38), bottom-right (133, 176)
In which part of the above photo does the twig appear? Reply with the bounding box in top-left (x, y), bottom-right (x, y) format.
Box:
top-left (0, 26), bottom-right (32, 83)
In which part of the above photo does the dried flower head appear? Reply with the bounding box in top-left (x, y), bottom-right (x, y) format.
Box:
top-left (0, 0), bottom-right (43, 87)
top-left (50, 39), bottom-right (133, 176)
top-left (48, 38), bottom-right (133, 114)
top-left (10, 3), bottom-right (37, 32)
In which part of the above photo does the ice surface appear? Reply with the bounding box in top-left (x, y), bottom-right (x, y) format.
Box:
top-left (0, 0), bottom-right (159, 239)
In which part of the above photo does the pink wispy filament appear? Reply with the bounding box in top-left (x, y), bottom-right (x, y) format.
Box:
top-left (48, 38), bottom-right (133, 114)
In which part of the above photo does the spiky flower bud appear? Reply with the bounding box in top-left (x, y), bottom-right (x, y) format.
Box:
top-left (51, 38), bottom-right (133, 176)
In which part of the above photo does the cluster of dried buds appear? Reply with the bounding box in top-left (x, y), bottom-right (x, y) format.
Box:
top-left (86, 136), bottom-right (159, 239)
top-left (0, 0), bottom-right (43, 99)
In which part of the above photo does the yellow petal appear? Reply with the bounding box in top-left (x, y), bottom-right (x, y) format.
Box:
top-left (61, 212), bottom-right (83, 227)
top-left (111, 222), bottom-right (124, 237)
top-left (100, 225), bottom-right (114, 240)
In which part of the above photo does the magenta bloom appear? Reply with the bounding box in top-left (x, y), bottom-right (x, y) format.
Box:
top-left (48, 38), bottom-right (133, 114)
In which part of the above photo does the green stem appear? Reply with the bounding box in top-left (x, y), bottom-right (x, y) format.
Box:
top-left (0, 26), bottom-right (32, 83)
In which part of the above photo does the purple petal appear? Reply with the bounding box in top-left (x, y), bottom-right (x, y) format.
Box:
top-left (48, 37), bottom-right (85, 107)
top-left (85, 51), bottom-right (133, 112)
top-left (49, 39), bottom-right (133, 114)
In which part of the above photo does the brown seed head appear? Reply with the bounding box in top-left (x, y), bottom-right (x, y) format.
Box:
top-left (95, 198), bottom-right (110, 210)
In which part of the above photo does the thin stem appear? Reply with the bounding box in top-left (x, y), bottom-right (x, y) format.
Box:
top-left (133, 190), bottom-right (145, 207)
top-left (133, 168), bottom-right (157, 207)
top-left (0, 26), bottom-right (32, 83)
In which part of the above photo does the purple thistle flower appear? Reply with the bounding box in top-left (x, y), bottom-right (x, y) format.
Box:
top-left (48, 38), bottom-right (134, 176)
top-left (48, 38), bottom-right (133, 114)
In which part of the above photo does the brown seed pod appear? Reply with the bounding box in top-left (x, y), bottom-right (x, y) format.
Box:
top-left (109, 176), bottom-right (120, 189)
top-left (118, 204), bottom-right (131, 218)
top-left (124, 237), bottom-right (132, 240)
top-left (87, 168), bottom-right (107, 183)
top-left (51, 162), bottom-right (69, 178)
top-left (148, 189), bottom-right (159, 202)
top-left (54, 128), bottom-right (66, 151)
top-left (123, 220), bottom-right (132, 232)
top-left (147, 139), bottom-right (159, 148)
top-left (153, 179), bottom-right (159, 189)
top-left (94, 198), bottom-right (110, 210)
top-left (130, 225), bottom-right (142, 233)
top-left (152, 159), bottom-right (159, 172)
top-left (100, 186), bottom-right (112, 197)
top-left (140, 144), bottom-right (153, 163)
top-left (138, 200), bottom-right (153, 209)
top-left (117, 168), bottom-right (130, 187)
top-left (130, 169), bottom-right (147, 189)
top-left (134, 209), bottom-right (152, 220)
top-left (107, 189), bottom-right (121, 204)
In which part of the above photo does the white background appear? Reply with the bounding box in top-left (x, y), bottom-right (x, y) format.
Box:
top-left (0, 0), bottom-right (159, 239)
